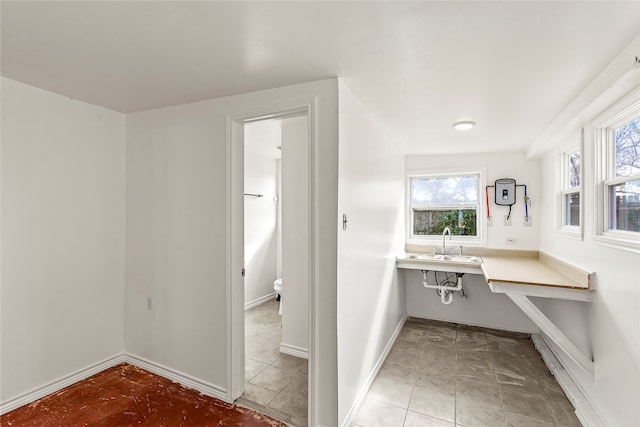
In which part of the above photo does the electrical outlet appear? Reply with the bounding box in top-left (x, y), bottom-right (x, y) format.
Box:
top-left (503, 214), bottom-right (512, 226)
top-left (524, 215), bottom-right (532, 226)
top-left (505, 237), bottom-right (518, 245)
top-left (147, 297), bottom-right (153, 310)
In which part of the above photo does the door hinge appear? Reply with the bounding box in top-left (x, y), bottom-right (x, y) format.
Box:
top-left (241, 268), bottom-right (245, 277)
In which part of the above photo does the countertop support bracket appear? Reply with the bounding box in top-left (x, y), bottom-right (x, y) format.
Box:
top-left (506, 293), bottom-right (594, 378)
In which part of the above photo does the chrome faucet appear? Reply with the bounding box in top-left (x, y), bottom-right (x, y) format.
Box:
top-left (442, 227), bottom-right (452, 254)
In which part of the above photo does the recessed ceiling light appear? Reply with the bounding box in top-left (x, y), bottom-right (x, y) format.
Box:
top-left (452, 121), bottom-right (476, 131)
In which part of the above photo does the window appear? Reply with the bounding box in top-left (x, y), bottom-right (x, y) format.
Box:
top-left (594, 95), bottom-right (640, 250)
top-left (607, 117), bottom-right (640, 232)
top-left (408, 172), bottom-right (481, 240)
top-left (559, 136), bottom-right (582, 235)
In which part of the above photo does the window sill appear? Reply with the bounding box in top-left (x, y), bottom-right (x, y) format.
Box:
top-left (557, 227), bottom-right (583, 241)
top-left (592, 234), bottom-right (640, 254)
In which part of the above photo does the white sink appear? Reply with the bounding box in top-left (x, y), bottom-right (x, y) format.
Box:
top-left (403, 253), bottom-right (483, 264)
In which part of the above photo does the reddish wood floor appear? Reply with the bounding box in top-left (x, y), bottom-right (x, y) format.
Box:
top-left (1, 363), bottom-right (285, 426)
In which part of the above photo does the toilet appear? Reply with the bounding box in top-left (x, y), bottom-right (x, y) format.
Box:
top-left (273, 278), bottom-right (283, 315)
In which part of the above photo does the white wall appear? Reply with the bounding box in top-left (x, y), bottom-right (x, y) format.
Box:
top-left (336, 80), bottom-right (406, 425)
top-left (403, 151), bottom-right (541, 331)
top-left (538, 125), bottom-right (640, 426)
top-left (0, 78), bottom-right (126, 404)
top-left (125, 78), bottom-right (339, 425)
top-left (244, 149), bottom-right (278, 306)
top-left (281, 119), bottom-right (309, 354)
top-left (406, 151), bottom-right (541, 250)
top-left (406, 271), bottom-right (538, 332)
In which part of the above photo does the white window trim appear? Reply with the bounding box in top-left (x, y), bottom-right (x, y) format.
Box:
top-left (406, 167), bottom-right (486, 247)
top-left (556, 131), bottom-right (584, 240)
top-left (592, 90), bottom-right (640, 253)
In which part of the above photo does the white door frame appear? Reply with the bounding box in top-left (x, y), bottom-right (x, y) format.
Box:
top-left (226, 99), bottom-right (316, 423)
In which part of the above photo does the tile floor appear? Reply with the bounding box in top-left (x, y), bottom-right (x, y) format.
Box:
top-left (238, 299), bottom-right (309, 427)
top-left (352, 317), bottom-right (581, 427)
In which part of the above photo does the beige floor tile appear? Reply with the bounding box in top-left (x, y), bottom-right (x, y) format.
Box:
top-left (456, 400), bottom-right (506, 427)
top-left (403, 411), bottom-right (454, 427)
top-left (500, 387), bottom-right (554, 423)
top-left (456, 377), bottom-right (506, 426)
top-left (425, 325), bottom-right (457, 347)
top-left (456, 329), bottom-right (490, 352)
top-left (423, 343), bottom-right (457, 360)
top-left (456, 350), bottom-right (496, 384)
top-left (420, 344), bottom-right (457, 377)
top-left (352, 398), bottom-right (407, 427)
top-left (246, 343), bottom-right (281, 365)
top-left (486, 333), bottom-right (533, 355)
top-left (245, 358), bottom-right (269, 382)
top-left (387, 348), bottom-right (423, 367)
top-left (505, 412), bottom-right (555, 427)
top-left (399, 326), bottom-right (430, 342)
top-left (244, 300), bottom-right (307, 423)
top-left (415, 357), bottom-right (456, 378)
top-left (408, 377), bottom-right (455, 422)
top-left (271, 354), bottom-right (308, 375)
top-left (456, 377), bottom-right (502, 408)
top-left (250, 363), bottom-right (297, 393)
top-left (546, 398), bottom-right (581, 426)
top-left (359, 322), bottom-right (570, 427)
top-left (394, 339), bottom-right (426, 354)
top-left (242, 382), bottom-right (278, 406)
top-left (269, 375), bottom-right (308, 419)
top-left (368, 375), bottom-right (414, 408)
top-left (378, 359), bottom-right (416, 380)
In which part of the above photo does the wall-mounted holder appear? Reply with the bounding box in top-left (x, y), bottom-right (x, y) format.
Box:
top-left (485, 179), bottom-right (530, 225)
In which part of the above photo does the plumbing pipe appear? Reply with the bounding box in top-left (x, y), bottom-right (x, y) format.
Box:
top-left (421, 280), bottom-right (462, 292)
top-left (516, 184), bottom-right (530, 221)
top-left (485, 186), bottom-right (491, 219)
top-left (421, 272), bottom-right (464, 304)
top-left (441, 290), bottom-right (454, 304)
top-left (523, 185), bottom-right (529, 221)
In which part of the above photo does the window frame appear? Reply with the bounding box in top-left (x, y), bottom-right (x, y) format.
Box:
top-left (593, 91), bottom-right (640, 252)
top-left (557, 132), bottom-right (584, 239)
top-left (406, 168), bottom-right (485, 246)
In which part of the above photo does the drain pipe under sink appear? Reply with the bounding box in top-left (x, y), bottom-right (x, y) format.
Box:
top-left (421, 270), bottom-right (464, 304)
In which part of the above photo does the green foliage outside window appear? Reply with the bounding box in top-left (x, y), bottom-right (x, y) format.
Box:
top-left (413, 209), bottom-right (477, 236)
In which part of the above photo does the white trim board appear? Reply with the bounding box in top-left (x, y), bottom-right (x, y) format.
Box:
top-left (340, 315), bottom-right (407, 427)
top-left (123, 353), bottom-right (227, 402)
top-left (279, 343), bottom-right (309, 360)
top-left (0, 354), bottom-right (126, 415)
top-left (245, 292), bottom-right (276, 311)
top-left (532, 334), bottom-right (606, 427)
top-left (507, 293), bottom-right (594, 377)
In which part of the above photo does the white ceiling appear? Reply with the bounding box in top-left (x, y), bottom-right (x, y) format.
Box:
top-left (2, 1), bottom-right (638, 155)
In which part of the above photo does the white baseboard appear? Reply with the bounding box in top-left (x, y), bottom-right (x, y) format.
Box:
top-left (532, 334), bottom-right (606, 427)
top-left (0, 353), bottom-right (126, 415)
top-left (245, 292), bottom-right (276, 311)
top-left (340, 315), bottom-right (408, 427)
top-left (123, 353), bottom-right (228, 402)
top-left (1, 353), bottom-right (229, 415)
top-left (279, 343), bottom-right (309, 360)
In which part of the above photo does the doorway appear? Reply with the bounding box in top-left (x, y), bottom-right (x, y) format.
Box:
top-left (227, 107), bottom-right (312, 426)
